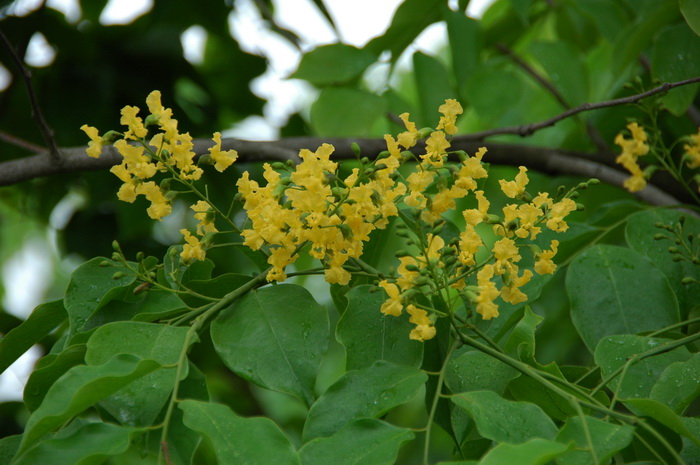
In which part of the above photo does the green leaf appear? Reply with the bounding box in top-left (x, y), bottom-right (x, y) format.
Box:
top-left (652, 23), bottom-right (700, 115)
top-left (211, 284), bottom-right (328, 406)
top-left (0, 300), bottom-right (66, 374)
top-left (451, 390), bottom-right (558, 444)
top-left (19, 354), bottom-right (160, 453)
top-left (462, 65), bottom-right (525, 125)
top-left (503, 306), bottom-right (542, 362)
top-left (573, 0), bottom-right (629, 43)
top-left (64, 257), bottom-right (136, 336)
top-left (85, 321), bottom-right (191, 425)
top-left (0, 435), bottom-right (20, 465)
top-left (651, 353), bottom-right (700, 414)
top-left (86, 288), bottom-right (186, 328)
top-left (413, 52), bottom-right (455, 127)
top-left (681, 417), bottom-right (700, 464)
top-left (310, 87), bottom-right (386, 137)
top-left (555, 415), bottom-right (635, 465)
top-left (594, 335), bottom-right (690, 401)
top-left (566, 245), bottom-right (679, 353)
top-left (302, 360), bottom-right (426, 442)
top-left (479, 438), bottom-right (570, 465)
top-left (623, 398), bottom-right (700, 447)
top-left (444, 10), bottom-right (481, 90)
top-left (530, 40), bottom-right (588, 105)
top-left (24, 344), bottom-right (87, 412)
top-left (336, 285), bottom-right (423, 370)
top-left (625, 207), bottom-right (700, 319)
top-left (681, 0), bottom-right (700, 36)
top-left (364, 0), bottom-right (443, 61)
top-left (299, 419), bottom-right (413, 465)
top-left (292, 43), bottom-right (377, 86)
top-left (179, 399), bottom-right (299, 465)
top-left (180, 273), bottom-right (252, 307)
top-left (12, 421), bottom-right (141, 465)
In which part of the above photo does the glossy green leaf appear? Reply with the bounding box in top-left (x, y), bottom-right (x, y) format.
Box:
top-left (64, 257), bottom-right (135, 336)
top-left (211, 284), bottom-right (328, 406)
top-left (86, 288), bottom-right (186, 328)
top-left (625, 208), bottom-right (700, 318)
top-left (179, 273), bottom-right (252, 307)
top-left (462, 65), bottom-right (525, 125)
top-left (681, 0), bottom-right (700, 36)
top-left (480, 438), bottom-right (570, 465)
top-left (19, 354), bottom-right (160, 453)
top-left (413, 52), bottom-right (455, 127)
top-left (594, 335), bottom-right (690, 401)
top-left (681, 417), bottom-right (700, 464)
top-left (624, 398), bottom-right (700, 447)
top-left (650, 353), bottom-right (700, 414)
top-left (179, 399), bottom-right (299, 465)
top-left (12, 421), bottom-right (141, 465)
top-left (555, 415), bottom-right (634, 465)
top-left (85, 322), bottom-right (190, 425)
top-left (364, 0), bottom-right (443, 61)
top-left (451, 390), bottom-right (558, 444)
top-left (310, 87), bottom-right (386, 137)
top-left (0, 435), bottom-right (20, 465)
top-left (302, 360), bottom-right (426, 442)
top-left (573, 0), bottom-right (629, 43)
top-left (292, 43), bottom-right (377, 86)
top-left (503, 305), bottom-right (542, 362)
top-left (0, 300), bottom-right (66, 374)
top-left (652, 23), bottom-right (700, 115)
top-left (566, 245), bottom-right (679, 353)
top-left (336, 285), bottom-right (423, 370)
top-left (299, 419), bottom-right (413, 465)
top-left (24, 344), bottom-right (87, 412)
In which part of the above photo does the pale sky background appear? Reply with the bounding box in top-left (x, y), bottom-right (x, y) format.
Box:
top-left (0, 0), bottom-right (494, 400)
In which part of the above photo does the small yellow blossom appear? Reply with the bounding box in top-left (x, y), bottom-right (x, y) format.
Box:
top-left (136, 182), bottom-right (172, 220)
top-left (499, 166), bottom-right (529, 198)
top-left (209, 132), bottom-right (238, 172)
top-left (81, 125), bottom-right (103, 158)
top-left (463, 190), bottom-right (490, 226)
top-left (180, 229), bottom-right (206, 262)
top-left (379, 280), bottom-right (403, 316)
top-left (422, 131), bottom-right (450, 167)
top-left (191, 200), bottom-right (217, 235)
top-left (397, 113), bottom-right (419, 149)
top-left (436, 99), bottom-right (463, 135)
top-left (476, 264), bottom-right (500, 320)
top-left (546, 198), bottom-right (576, 232)
top-left (683, 128), bottom-right (700, 169)
top-left (614, 122), bottom-right (649, 193)
top-left (406, 305), bottom-right (436, 341)
top-left (120, 106), bottom-right (148, 140)
top-left (535, 240), bottom-right (559, 275)
top-left (500, 269), bottom-right (532, 305)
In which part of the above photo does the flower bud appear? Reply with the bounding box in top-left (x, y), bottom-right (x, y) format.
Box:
top-left (405, 264), bottom-right (420, 272)
top-left (653, 234), bottom-right (667, 240)
top-left (112, 240), bottom-right (121, 252)
top-left (112, 271), bottom-right (126, 280)
top-left (681, 277), bottom-right (696, 285)
top-left (418, 127), bottom-right (434, 138)
top-left (136, 251), bottom-right (144, 261)
top-left (668, 247), bottom-right (680, 254)
top-left (588, 178), bottom-right (600, 185)
top-left (395, 249), bottom-right (411, 257)
top-left (99, 260), bottom-right (111, 267)
top-left (351, 142), bottom-right (362, 156)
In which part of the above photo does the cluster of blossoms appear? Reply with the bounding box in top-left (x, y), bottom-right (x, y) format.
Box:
top-left (683, 128), bottom-right (700, 173)
top-left (82, 94), bottom-right (581, 342)
top-left (373, 104), bottom-right (578, 341)
top-left (81, 91), bottom-right (237, 262)
top-left (614, 122), bottom-right (650, 193)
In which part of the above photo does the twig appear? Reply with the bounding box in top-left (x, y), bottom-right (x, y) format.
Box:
top-left (459, 76), bottom-right (700, 141)
top-left (251, 0), bottom-right (303, 49)
top-left (0, 27), bottom-right (61, 161)
top-left (496, 42), bottom-right (610, 154)
top-left (0, 130), bottom-right (45, 152)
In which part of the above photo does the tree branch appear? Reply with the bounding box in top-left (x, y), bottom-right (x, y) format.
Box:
top-left (0, 27), bottom-right (61, 161)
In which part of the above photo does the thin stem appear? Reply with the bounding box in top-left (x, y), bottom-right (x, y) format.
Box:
top-left (423, 339), bottom-right (459, 465)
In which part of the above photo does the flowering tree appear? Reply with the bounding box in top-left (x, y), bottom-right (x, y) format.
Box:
top-left (1, 1), bottom-right (700, 464)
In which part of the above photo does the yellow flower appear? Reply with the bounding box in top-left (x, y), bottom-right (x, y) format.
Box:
top-left (397, 256), bottom-right (419, 291)
top-left (81, 125), bottom-right (103, 158)
top-left (455, 147), bottom-right (488, 191)
top-left (397, 113), bottom-right (419, 149)
top-left (492, 237), bottom-right (520, 274)
top-left (422, 131), bottom-right (450, 167)
top-left (436, 99), bottom-right (463, 135)
top-left (500, 269), bottom-right (532, 305)
top-left (209, 132), bottom-right (238, 172)
top-left (535, 240), bottom-right (559, 275)
top-left (379, 280), bottom-right (403, 316)
top-left (476, 264), bottom-right (500, 320)
top-left (458, 224), bottom-right (482, 267)
top-left (463, 190), bottom-right (490, 226)
top-left (113, 140), bottom-right (157, 180)
top-left (120, 106), bottom-right (148, 140)
top-left (191, 200), bottom-right (217, 235)
top-left (499, 166), bottom-right (529, 198)
top-left (546, 198), bottom-right (576, 232)
top-left (614, 122), bottom-right (649, 193)
top-left (180, 229), bottom-right (205, 262)
top-left (406, 305), bottom-right (436, 341)
top-left (683, 128), bottom-right (700, 169)
top-left (135, 181), bottom-right (172, 220)
top-left (145, 90), bottom-right (176, 139)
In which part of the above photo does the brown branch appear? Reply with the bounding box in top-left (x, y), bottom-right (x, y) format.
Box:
top-left (0, 130), bottom-right (45, 152)
top-left (460, 76), bottom-right (700, 141)
top-left (496, 42), bottom-right (611, 154)
top-left (0, 138), bottom-right (683, 206)
top-left (0, 27), bottom-right (61, 161)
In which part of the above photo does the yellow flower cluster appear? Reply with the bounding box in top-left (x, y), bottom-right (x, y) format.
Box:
top-left (81, 91), bottom-right (238, 263)
top-left (614, 122), bottom-right (649, 192)
top-left (683, 127), bottom-right (700, 170)
top-left (370, 102), bottom-right (578, 340)
top-left (237, 141), bottom-right (406, 284)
